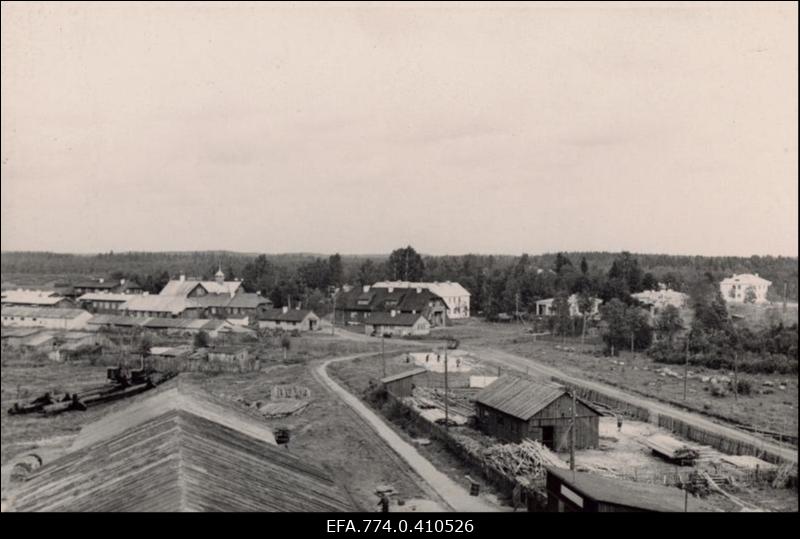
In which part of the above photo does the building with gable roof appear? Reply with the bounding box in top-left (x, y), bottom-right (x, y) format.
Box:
top-left (719, 273), bottom-right (772, 304)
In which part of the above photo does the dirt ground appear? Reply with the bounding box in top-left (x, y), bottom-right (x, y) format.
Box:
top-left (329, 349), bottom-right (798, 513)
top-left (1, 341), bottom-right (434, 511)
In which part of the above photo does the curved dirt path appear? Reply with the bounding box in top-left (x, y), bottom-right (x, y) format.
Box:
top-left (464, 345), bottom-right (798, 464)
top-left (312, 353), bottom-right (500, 512)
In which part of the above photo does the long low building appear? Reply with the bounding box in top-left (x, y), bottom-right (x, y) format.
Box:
top-left (87, 314), bottom-right (240, 338)
top-left (1, 306), bottom-right (92, 330)
top-left (544, 467), bottom-right (713, 512)
top-left (1, 289), bottom-right (74, 309)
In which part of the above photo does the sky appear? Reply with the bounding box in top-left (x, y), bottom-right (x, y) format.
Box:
top-left (1, 1), bottom-right (797, 257)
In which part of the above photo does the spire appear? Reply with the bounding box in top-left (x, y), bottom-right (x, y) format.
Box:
top-left (215, 262), bottom-right (225, 285)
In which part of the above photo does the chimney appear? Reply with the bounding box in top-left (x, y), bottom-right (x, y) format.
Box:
top-left (362, 285), bottom-right (370, 293)
top-left (282, 306), bottom-right (289, 314)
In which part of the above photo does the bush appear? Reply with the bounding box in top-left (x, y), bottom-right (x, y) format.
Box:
top-left (734, 379), bottom-right (752, 396)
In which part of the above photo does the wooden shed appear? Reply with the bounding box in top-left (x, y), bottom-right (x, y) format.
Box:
top-left (474, 375), bottom-right (601, 449)
top-left (381, 367), bottom-right (429, 398)
top-left (544, 467), bottom-right (713, 512)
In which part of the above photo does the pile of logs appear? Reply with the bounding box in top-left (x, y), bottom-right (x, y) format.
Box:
top-left (481, 439), bottom-right (568, 483)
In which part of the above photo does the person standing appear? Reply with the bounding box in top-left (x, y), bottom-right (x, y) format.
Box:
top-left (617, 415), bottom-right (623, 432)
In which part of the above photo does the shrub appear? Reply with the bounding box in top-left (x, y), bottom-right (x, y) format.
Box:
top-left (734, 379), bottom-right (752, 396)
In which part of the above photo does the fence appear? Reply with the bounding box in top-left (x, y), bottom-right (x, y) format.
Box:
top-left (382, 392), bottom-right (547, 509)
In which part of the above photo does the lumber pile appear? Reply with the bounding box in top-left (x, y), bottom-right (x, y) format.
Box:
top-left (481, 439), bottom-right (568, 483)
top-left (642, 434), bottom-right (700, 463)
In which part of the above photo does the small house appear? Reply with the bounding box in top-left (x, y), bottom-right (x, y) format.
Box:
top-left (258, 307), bottom-right (320, 332)
top-left (380, 368), bottom-right (428, 398)
top-left (364, 311), bottom-right (431, 337)
top-left (474, 375), bottom-right (600, 449)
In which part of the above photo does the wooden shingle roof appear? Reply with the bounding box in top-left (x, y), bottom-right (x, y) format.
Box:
top-left (474, 375), bottom-right (568, 421)
top-left (9, 381), bottom-right (354, 512)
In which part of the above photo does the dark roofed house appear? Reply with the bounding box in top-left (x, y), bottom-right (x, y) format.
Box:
top-left (364, 311), bottom-right (431, 337)
top-left (187, 292), bottom-right (272, 321)
top-left (7, 380), bottom-right (355, 512)
top-left (335, 285), bottom-right (447, 327)
top-left (73, 278), bottom-right (142, 296)
top-left (544, 467), bottom-right (714, 512)
top-left (258, 307), bottom-right (320, 332)
top-left (474, 375), bottom-right (600, 449)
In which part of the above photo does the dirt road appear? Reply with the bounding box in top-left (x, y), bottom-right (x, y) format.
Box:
top-left (464, 345), bottom-right (798, 464)
top-left (312, 353), bottom-right (500, 512)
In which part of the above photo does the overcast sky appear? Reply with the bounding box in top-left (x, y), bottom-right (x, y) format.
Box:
top-left (1, 1), bottom-right (797, 256)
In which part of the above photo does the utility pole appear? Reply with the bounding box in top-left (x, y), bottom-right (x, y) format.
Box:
top-left (515, 293), bottom-right (520, 324)
top-left (733, 350), bottom-right (738, 403)
top-left (381, 334), bottom-right (386, 377)
top-left (783, 282), bottom-right (788, 313)
top-left (444, 343), bottom-right (449, 430)
top-left (569, 387), bottom-right (576, 471)
top-left (683, 335), bottom-right (690, 401)
top-left (331, 289), bottom-right (337, 336)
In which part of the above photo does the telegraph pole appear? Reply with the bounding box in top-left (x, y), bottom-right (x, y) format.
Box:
top-left (381, 334), bottom-right (386, 377)
top-left (783, 282), bottom-right (788, 313)
top-left (331, 288), bottom-right (337, 336)
top-left (569, 387), bottom-right (576, 471)
top-left (683, 335), bottom-right (690, 401)
top-left (444, 343), bottom-right (449, 430)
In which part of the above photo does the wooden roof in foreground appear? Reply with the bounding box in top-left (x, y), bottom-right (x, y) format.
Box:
top-left (9, 380), bottom-right (354, 512)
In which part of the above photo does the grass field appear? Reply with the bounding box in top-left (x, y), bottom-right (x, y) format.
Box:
top-left (430, 320), bottom-right (799, 441)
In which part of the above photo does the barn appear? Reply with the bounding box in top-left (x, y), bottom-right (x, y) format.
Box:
top-left (474, 375), bottom-right (601, 449)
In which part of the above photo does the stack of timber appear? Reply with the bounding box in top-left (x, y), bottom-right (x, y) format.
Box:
top-left (642, 434), bottom-right (700, 464)
top-left (481, 438), bottom-right (568, 484)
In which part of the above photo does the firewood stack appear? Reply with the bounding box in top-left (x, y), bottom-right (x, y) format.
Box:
top-left (481, 439), bottom-right (568, 483)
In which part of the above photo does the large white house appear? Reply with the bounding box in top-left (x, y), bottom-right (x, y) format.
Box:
top-left (719, 274), bottom-right (772, 304)
top-left (372, 281), bottom-right (471, 319)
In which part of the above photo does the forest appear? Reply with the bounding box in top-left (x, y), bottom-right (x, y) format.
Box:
top-left (2, 248), bottom-right (797, 373)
